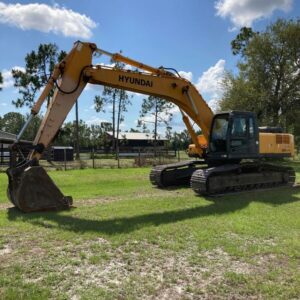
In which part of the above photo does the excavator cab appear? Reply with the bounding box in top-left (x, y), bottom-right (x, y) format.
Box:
top-left (208, 111), bottom-right (260, 162)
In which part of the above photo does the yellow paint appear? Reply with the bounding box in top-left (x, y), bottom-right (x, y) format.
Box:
top-left (259, 133), bottom-right (295, 157)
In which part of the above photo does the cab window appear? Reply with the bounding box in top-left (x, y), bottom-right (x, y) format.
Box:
top-left (231, 117), bottom-right (247, 137)
top-left (210, 115), bottom-right (229, 152)
top-left (249, 117), bottom-right (254, 138)
top-left (212, 116), bottom-right (228, 140)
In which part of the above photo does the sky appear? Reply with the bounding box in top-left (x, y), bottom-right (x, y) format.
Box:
top-left (0, 0), bottom-right (299, 134)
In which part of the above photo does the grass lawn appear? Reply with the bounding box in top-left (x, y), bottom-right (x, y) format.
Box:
top-left (0, 163), bottom-right (299, 299)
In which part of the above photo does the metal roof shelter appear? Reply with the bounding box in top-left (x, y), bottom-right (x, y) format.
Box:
top-left (0, 130), bottom-right (32, 144)
top-left (106, 132), bottom-right (168, 141)
top-left (0, 131), bottom-right (32, 167)
top-left (105, 131), bottom-right (168, 152)
top-left (0, 130), bottom-right (17, 142)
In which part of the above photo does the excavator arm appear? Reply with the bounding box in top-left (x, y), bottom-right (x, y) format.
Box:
top-left (7, 41), bottom-right (213, 212)
top-left (29, 41), bottom-right (213, 160)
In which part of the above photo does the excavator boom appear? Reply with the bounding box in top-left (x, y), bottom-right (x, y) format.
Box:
top-left (25, 42), bottom-right (213, 161)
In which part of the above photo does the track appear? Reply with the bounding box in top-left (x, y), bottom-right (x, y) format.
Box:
top-left (190, 163), bottom-right (296, 196)
top-left (150, 160), bottom-right (205, 187)
top-left (150, 161), bottom-right (296, 196)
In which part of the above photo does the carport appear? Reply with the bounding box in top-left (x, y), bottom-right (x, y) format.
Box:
top-left (0, 130), bottom-right (32, 167)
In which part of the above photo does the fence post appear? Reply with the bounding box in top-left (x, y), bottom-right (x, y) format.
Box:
top-left (0, 143), bottom-right (3, 165)
top-left (64, 148), bottom-right (67, 171)
top-left (92, 148), bottom-right (95, 169)
top-left (10, 143), bottom-right (16, 168)
top-left (138, 148), bottom-right (141, 167)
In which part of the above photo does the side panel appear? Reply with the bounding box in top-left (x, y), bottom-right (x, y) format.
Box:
top-left (259, 133), bottom-right (295, 158)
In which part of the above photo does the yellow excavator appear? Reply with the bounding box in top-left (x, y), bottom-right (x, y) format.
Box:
top-left (6, 41), bottom-right (296, 212)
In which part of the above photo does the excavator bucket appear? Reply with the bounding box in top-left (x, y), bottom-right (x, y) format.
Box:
top-left (6, 164), bottom-right (72, 213)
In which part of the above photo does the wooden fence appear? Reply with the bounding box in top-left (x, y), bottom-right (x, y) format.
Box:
top-left (1, 145), bottom-right (184, 171)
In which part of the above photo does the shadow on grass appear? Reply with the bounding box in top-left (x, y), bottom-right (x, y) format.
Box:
top-left (7, 187), bottom-right (299, 235)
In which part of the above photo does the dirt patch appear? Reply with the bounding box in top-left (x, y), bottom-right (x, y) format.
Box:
top-left (74, 197), bottom-right (122, 207)
top-left (0, 203), bottom-right (14, 210)
top-left (73, 189), bottom-right (190, 207)
top-left (0, 234), bottom-right (290, 299)
top-left (62, 241), bottom-right (266, 299)
top-left (0, 244), bottom-right (12, 256)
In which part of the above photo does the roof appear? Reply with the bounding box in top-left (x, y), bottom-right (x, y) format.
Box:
top-left (52, 146), bottom-right (73, 149)
top-left (106, 131), bottom-right (168, 141)
top-left (0, 130), bottom-right (32, 144)
top-left (0, 130), bottom-right (16, 140)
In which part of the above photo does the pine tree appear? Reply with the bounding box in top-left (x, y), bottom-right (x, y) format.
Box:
top-left (12, 43), bottom-right (66, 108)
top-left (139, 95), bottom-right (175, 156)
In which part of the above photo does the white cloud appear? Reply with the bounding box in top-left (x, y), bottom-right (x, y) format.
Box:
top-left (168, 105), bottom-right (180, 115)
top-left (97, 62), bottom-right (116, 68)
top-left (138, 114), bottom-right (155, 124)
top-left (208, 98), bottom-right (221, 113)
top-left (196, 59), bottom-right (225, 97)
top-left (97, 63), bottom-right (133, 70)
top-left (128, 91), bottom-right (144, 98)
top-left (86, 118), bottom-right (126, 130)
top-left (86, 116), bottom-right (110, 126)
top-left (104, 103), bottom-right (113, 111)
top-left (179, 71), bottom-right (193, 82)
top-left (215, 0), bottom-right (292, 28)
top-left (0, 102), bottom-right (8, 106)
top-left (137, 105), bottom-right (180, 126)
top-left (0, 66), bottom-right (25, 89)
top-left (195, 59), bottom-right (225, 113)
top-left (0, 2), bottom-right (97, 38)
top-left (124, 64), bottom-right (134, 71)
top-left (84, 83), bottom-right (104, 93)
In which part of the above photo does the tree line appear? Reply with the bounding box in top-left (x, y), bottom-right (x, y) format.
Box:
top-left (0, 111), bottom-right (192, 152)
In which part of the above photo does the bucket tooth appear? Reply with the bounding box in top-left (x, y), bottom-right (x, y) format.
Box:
top-left (6, 166), bottom-right (72, 212)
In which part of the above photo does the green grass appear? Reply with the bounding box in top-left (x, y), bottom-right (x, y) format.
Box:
top-left (0, 168), bottom-right (152, 203)
top-left (0, 163), bottom-right (299, 299)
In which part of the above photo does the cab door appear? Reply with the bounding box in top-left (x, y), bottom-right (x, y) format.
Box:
top-left (228, 114), bottom-right (259, 159)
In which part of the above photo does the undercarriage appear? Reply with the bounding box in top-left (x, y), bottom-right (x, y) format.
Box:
top-left (150, 160), bottom-right (296, 196)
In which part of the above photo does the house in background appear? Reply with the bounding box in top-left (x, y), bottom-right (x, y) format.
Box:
top-left (105, 132), bottom-right (168, 152)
